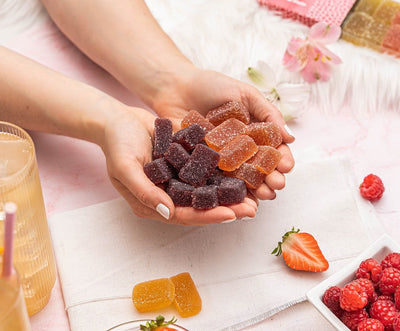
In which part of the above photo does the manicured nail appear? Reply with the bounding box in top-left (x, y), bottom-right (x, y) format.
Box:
top-left (241, 216), bottom-right (255, 222)
top-left (221, 218), bottom-right (236, 224)
top-left (284, 124), bottom-right (294, 138)
top-left (156, 203), bottom-right (170, 220)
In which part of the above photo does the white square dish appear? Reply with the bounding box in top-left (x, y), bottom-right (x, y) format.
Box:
top-left (306, 233), bottom-right (400, 330)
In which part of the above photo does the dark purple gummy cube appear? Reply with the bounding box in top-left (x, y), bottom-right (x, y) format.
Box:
top-left (172, 124), bottom-right (205, 151)
top-left (178, 144), bottom-right (220, 187)
top-left (153, 118), bottom-right (173, 159)
top-left (192, 185), bottom-right (219, 209)
top-left (218, 177), bottom-right (247, 205)
top-left (164, 142), bottom-right (190, 170)
top-left (206, 169), bottom-right (225, 186)
top-left (144, 157), bottom-right (174, 184)
top-left (166, 179), bottom-right (194, 207)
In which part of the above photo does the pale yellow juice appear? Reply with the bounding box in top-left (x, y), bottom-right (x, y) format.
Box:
top-left (0, 275), bottom-right (31, 331)
top-left (0, 128), bottom-right (56, 316)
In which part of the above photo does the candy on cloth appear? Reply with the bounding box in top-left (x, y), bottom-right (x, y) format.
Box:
top-left (192, 185), bottom-right (219, 209)
top-left (170, 272), bottom-right (202, 317)
top-left (172, 124), bottom-right (206, 151)
top-left (144, 157), bottom-right (175, 184)
top-left (248, 145), bottom-right (281, 175)
top-left (206, 101), bottom-right (250, 126)
top-left (217, 177), bottom-right (247, 205)
top-left (353, 0), bottom-right (383, 15)
top-left (181, 110), bottom-right (215, 133)
top-left (246, 122), bottom-right (282, 147)
top-left (153, 118), bottom-right (173, 159)
top-left (342, 12), bottom-right (373, 46)
top-left (364, 21), bottom-right (390, 50)
top-left (166, 179), bottom-right (195, 207)
top-left (205, 118), bottom-right (247, 151)
top-left (132, 278), bottom-right (175, 313)
top-left (224, 162), bottom-right (266, 189)
top-left (179, 144), bottom-right (220, 187)
top-left (164, 142), bottom-right (190, 170)
top-left (218, 135), bottom-right (258, 171)
top-left (373, 0), bottom-right (400, 25)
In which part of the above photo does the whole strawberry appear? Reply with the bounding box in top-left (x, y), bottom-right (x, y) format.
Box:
top-left (357, 318), bottom-right (384, 331)
top-left (356, 258), bottom-right (382, 285)
top-left (359, 174), bottom-right (384, 201)
top-left (369, 299), bottom-right (397, 330)
top-left (341, 309), bottom-right (369, 331)
top-left (340, 282), bottom-right (368, 311)
top-left (379, 267), bottom-right (400, 295)
top-left (381, 253), bottom-right (400, 270)
top-left (323, 286), bottom-right (343, 318)
top-left (272, 227), bottom-right (329, 272)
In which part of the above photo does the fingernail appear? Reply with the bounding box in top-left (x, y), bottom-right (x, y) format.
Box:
top-left (241, 216), bottom-right (255, 222)
top-left (221, 218), bottom-right (236, 224)
top-left (284, 124), bottom-right (294, 137)
top-left (156, 203), bottom-right (170, 220)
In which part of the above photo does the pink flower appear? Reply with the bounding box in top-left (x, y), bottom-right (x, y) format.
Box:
top-left (283, 22), bottom-right (342, 83)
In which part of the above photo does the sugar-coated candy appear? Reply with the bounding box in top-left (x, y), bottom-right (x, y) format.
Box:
top-left (144, 157), bottom-right (175, 184)
top-left (132, 278), bottom-right (175, 313)
top-left (153, 118), bottom-right (173, 159)
top-left (382, 24), bottom-right (400, 53)
top-left (364, 21), bottom-right (389, 50)
top-left (342, 12), bottom-right (373, 46)
top-left (248, 145), bottom-right (281, 175)
top-left (164, 142), bottom-right (190, 170)
top-left (172, 124), bottom-right (206, 151)
top-left (205, 118), bottom-right (247, 151)
top-left (206, 169), bottom-right (225, 186)
top-left (169, 272), bottom-right (202, 317)
top-left (218, 177), bottom-right (247, 205)
top-left (166, 179), bottom-right (195, 207)
top-left (373, 0), bottom-right (400, 25)
top-left (354, 0), bottom-right (383, 15)
top-left (179, 144), bottom-right (220, 187)
top-left (192, 185), bottom-right (219, 209)
top-left (181, 110), bottom-right (215, 133)
top-left (218, 135), bottom-right (258, 171)
top-left (206, 101), bottom-right (250, 126)
top-left (224, 163), bottom-right (266, 189)
top-left (246, 122), bottom-right (282, 148)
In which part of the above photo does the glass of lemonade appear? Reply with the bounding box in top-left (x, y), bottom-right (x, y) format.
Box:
top-left (0, 273), bottom-right (31, 331)
top-left (0, 122), bottom-right (56, 316)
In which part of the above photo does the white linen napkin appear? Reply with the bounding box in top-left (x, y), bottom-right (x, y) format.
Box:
top-left (48, 149), bottom-right (384, 331)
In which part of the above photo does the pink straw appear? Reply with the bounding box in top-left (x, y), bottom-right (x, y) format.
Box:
top-left (2, 202), bottom-right (17, 278)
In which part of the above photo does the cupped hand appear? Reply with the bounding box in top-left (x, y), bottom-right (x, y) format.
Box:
top-left (98, 106), bottom-right (258, 225)
top-left (150, 68), bottom-right (296, 199)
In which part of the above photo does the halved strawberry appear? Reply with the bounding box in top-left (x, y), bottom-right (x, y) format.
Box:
top-left (272, 227), bottom-right (329, 272)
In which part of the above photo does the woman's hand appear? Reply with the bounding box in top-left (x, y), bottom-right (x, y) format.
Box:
top-left (99, 106), bottom-right (258, 225)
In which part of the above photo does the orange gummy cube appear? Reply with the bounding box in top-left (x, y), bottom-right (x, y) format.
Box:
top-left (205, 118), bottom-right (247, 151)
top-left (373, 0), bottom-right (400, 25)
top-left (224, 162), bottom-right (266, 189)
top-left (132, 278), bottom-right (175, 313)
top-left (169, 272), bottom-right (202, 318)
top-left (206, 101), bottom-right (250, 126)
top-left (218, 135), bottom-right (258, 171)
top-left (342, 12), bottom-right (373, 46)
top-left (246, 122), bottom-right (282, 148)
top-left (353, 0), bottom-right (383, 15)
top-left (382, 24), bottom-right (400, 52)
top-left (248, 146), bottom-right (281, 175)
top-left (181, 110), bottom-right (215, 133)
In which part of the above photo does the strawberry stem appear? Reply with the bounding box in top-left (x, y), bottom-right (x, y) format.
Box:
top-left (271, 227), bottom-right (300, 256)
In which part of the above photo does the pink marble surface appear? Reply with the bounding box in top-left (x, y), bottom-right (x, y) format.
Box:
top-left (4, 17), bottom-right (400, 331)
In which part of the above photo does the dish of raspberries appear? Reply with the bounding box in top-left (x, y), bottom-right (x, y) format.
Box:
top-left (323, 252), bottom-right (400, 331)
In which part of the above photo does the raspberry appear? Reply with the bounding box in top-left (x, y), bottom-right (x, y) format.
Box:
top-left (357, 318), bottom-right (384, 331)
top-left (379, 267), bottom-right (400, 295)
top-left (341, 309), bottom-right (369, 331)
top-left (369, 299), bottom-right (397, 330)
top-left (381, 253), bottom-right (400, 270)
top-left (359, 174), bottom-right (384, 201)
top-left (353, 278), bottom-right (376, 303)
top-left (395, 287), bottom-right (400, 310)
top-left (340, 282), bottom-right (369, 311)
top-left (323, 286), bottom-right (343, 318)
top-left (377, 294), bottom-right (394, 302)
top-left (356, 258), bottom-right (382, 285)
top-left (393, 313), bottom-right (400, 331)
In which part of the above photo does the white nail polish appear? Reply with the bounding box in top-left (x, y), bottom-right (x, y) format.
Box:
top-left (156, 203), bottom-right (170, 220)
top-left (221, 218), bottom-right (236, 224)
top-left (284, 124), bottom-right (294, 137)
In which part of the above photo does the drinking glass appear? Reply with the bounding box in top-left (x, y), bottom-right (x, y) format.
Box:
top-left (0, 273), bottom-right (31, 331)
top-left (0, 122), bottom-right (56, 316)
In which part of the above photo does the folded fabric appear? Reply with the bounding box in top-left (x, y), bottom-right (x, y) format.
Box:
top-left (48, 150), bottom-right (384, 331)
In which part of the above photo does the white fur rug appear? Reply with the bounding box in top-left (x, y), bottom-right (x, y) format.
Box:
top-left (1, 0), bottom-right (400, 115)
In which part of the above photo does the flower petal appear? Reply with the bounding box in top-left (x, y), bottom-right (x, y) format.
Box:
top-left (286, 37), bottom-right (305, 55)
top-left (309, 22), bottom-right (342, 44)
top-left (256, 60), bottom-right (277, 87)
